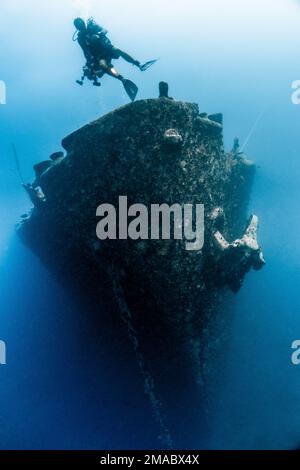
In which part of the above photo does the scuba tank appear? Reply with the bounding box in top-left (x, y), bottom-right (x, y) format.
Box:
top-left (87, 18), bottom-right (108, 36)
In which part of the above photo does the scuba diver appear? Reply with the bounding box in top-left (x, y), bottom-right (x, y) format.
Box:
top-left (11, 143), bottom-right (47, 209)
top-left (73, 17), bottom-right (157, 101)
top-left (231, 137), bottom-right (243, 158)
top-left (22, 183), bottom-right (46, 209)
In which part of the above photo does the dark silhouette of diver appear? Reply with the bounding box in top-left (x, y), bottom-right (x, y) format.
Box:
top-left (73, 17), bottom-right (157, 101)
top-left (231, 137), bottom-right (244, 158)
top-left (22, 183), bottom-right (46, 209)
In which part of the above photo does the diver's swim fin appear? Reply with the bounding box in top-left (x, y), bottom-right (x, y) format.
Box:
top-left (123, 79), bottom-right (138, 102)
top-left (139, 59), bottom-right (158, 72)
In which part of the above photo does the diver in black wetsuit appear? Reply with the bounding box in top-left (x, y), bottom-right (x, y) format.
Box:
top-left (231, 137), bottom-right (244, 158)
top-left (73, 17), bottom-right (157, 101)
top-left (22, 184), bottom-right (46, 209)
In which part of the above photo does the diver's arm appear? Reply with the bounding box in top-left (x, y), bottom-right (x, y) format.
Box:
top-left (77, 34), bottom-right (92, 62)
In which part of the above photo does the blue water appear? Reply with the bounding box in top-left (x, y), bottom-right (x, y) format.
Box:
top-left (1, 0), bottom-right (300, 449)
